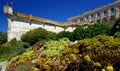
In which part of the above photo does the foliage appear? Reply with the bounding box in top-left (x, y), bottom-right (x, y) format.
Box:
top-left (0, 38), bottom-right (25, 62)
top-left (110, 17), bottom-right (120, 35)
top-left (6, 35), bottom-right (120, 71)
top-left (85, 23), bottom-right (110, 38)
top-left (21, 28), bottom-right (55, 45)
top-left (12, 63), bottom-right (32, 71)
top-left (72, 26), bottom-right (85, 41)
top-left (23, 42), bottom-right (30, 48)
top-left (9, 50), bottom-right (34, 63)
top-left (0, 32), bottom-right (7, 45)
top-left (42, 38), bottom-right (70, 57)
top-left (54, 31), bottom-right (72, 40)
top-left (114, 32), bottom-right (120, 38)
top-left (0, 44), bottom-right (11, 62)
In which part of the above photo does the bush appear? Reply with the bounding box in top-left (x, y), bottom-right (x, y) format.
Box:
top-left (72, 26), bottom-right (85, 41)
top-left (110, 17), bottom-right (120, 35)
top-left (14, 63), bottom-right (32, 71)
top-left (0, 38), bottom-right (26, 62)
top-left (0, 32), bottom-right (7, 45)
top-left (85, 23), bottom-right (110, 38)
top-left (54, 31), bottom-right (72, 40)
top-left (23, 42), bottom-right (30, 48)
top-left (21, 28), bottom-right (55, 45)
top-left (114, 32), bottom-right (120, 38)
top-left (42, 38), bottom-right (70, 57)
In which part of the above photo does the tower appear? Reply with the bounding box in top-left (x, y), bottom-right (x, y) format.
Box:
top-left (4, 2), bottom-right (13, 15)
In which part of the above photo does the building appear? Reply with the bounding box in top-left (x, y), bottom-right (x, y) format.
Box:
top-left (68, 0), bottom-right (120, 26)
top-left (4, 0), bottom-right (120, 42)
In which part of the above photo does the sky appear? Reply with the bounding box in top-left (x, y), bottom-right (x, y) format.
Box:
top-left (0, 0), bottom-right (115, 32)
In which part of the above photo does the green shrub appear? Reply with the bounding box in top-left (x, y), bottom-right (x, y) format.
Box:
top-left (23, 42), bottom-right (30, 48)
top-left (85, 23), bottom-right (110, 38)
top-left (21, 28), bottom-right (55, 45)
top-left (14, 63), bottom-right (32, 71)
top-left (0, 32), bottom-right (7, 45)
top-left (114, 32), bottom-right (120, 38)
top-left (110, 17), bottom-right (120, 35)
top-left (72, 26), bottom-right (85, 41)
top-left (0, 44), bottom-right (11, 62)
top-left (42, 38), bottom-right (70, 57)
top-left (54, 31), bottom-right (72, 40)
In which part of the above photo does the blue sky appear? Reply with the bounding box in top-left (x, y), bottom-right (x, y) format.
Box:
top-left (0, 0), bottom-right (115, 32)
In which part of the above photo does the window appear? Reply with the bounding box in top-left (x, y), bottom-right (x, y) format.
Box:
top-left (103, 17), bottom-right (107, 21)
top-left (97, 12), bottom-right (100, 17)
top-left (119, 5), bottom-right (120, 12)
top-left (103, 10), bottom-right (107, 15)
top-left (91, 14), bottom-right (94, 21)
top-left (73, 20), bottom-right (77, 23)
top-left (110, 15), bottom-right (115, 19)
top-left (111, 8), bottom-right (115, 14)
top-left (86, 16), bottom-right (89, 21)
top-left (80, 18), bottom-right (83, 22)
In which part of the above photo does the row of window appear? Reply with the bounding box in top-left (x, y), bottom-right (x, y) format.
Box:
top-left (73, 5), bottom-right (120, 23)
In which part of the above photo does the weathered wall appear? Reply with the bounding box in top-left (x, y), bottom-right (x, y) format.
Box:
top-left (7, 16), bottom-right (76, 42)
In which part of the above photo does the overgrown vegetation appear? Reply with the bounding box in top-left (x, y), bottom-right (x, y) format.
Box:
top-left (110, 17), bottom-right (120, 35)
top-left (0, 38), bottom-right (25, 62)
top-left (2, 17), bottom-right (120, 71)
top-left (21, 28), bottom-right (55, 45)
top-left (0, 32), bottom-right (7, 45)
top-left (54, 31), bottom-right (72, 40)
top-left (6, 35), bottom-right (120, 71)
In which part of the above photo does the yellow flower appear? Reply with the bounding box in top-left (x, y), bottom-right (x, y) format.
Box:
top-left (94, 62), bottom-right (101, 67)
top-left (102, 69), bottom-right (106, 71)
top-left (70, 54), bottom-right (76, 60)
top-left (32, 67), bottom-right (39, 71)
top-left (106, 65), bottom-right (113, 71)
top-left (84, 55), bottom-right (91, 62)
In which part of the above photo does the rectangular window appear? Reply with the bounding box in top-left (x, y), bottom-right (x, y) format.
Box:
top-left (111, 8), bottom-right (115, 14)
top-left (103, 10), bottom-right (107, 15)
top-left (97, 12), bottom-right (100, 17)
top-left (73, 20), bottom-right (77, 23)
top-left (103, 17), bottom-right (107, 21)
top-left (80, 18), bottom-right (83, 22)
top-left (110, 15), bottom-right (115, 19)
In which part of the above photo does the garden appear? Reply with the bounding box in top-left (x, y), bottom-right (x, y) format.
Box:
top-left (0, 17), bottom-right (120, 71)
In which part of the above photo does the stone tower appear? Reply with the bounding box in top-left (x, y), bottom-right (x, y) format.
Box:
top-left (4, 2), bottom-right (13, 15)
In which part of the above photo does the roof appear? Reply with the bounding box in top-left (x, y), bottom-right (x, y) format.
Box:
top-left (14, 12), bottom-right (88, 27)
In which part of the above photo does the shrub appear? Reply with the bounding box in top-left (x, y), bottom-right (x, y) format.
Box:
top-left (23, 42), bottom-right (30, 48)
top-left (85, 23), bottom-right (110, 38)
top-left (114, 32), bottom-right (120, 38)
top-left (110, 17), bottom-right (120, 35)
top-left (42, 38), bottom-right (70, 57)
top-left (14, 63), bottom-right (32, 71)
top-left (21, 28), bottom-right (55, 45)
top-left (0, 32), bottom-right (7, 45)
top-left (54, 31), bottom-right (72, 40)
top-left (0, 44), bottom-right (11, 62)
top-left (72, 26), bottom-right (85, 41)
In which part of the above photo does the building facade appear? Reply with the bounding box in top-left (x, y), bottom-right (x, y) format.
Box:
top-left (68, 0), bottom-right (120, 26)
top-left (4, 0), bottom-right (120, 42)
